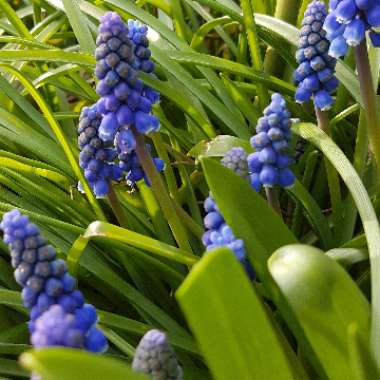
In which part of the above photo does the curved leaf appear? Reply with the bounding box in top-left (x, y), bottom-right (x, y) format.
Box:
top-left (292, 122), bottom-right (380, 359)
top-left (200, 157), bottom-right (297, 284)
top-left (67, 221), bottom-right (198, 274)
top-left (177, 248), bottom-right (308, 380)
top-left (20, 348), bottom-right (148, 380)
top-left (269, 244), bottom-right (371, 380)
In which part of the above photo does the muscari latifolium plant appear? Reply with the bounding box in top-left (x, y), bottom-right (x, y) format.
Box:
top-left (1, 0), bottom-right (380, 379)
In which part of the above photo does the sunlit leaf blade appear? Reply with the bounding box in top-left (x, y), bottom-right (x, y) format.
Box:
top-left (269, 244), bottom-right (370, 380)
top-left (200, 157), bottom-right (297, 284)
top-left (348, 324), bottom-right (380, 380)
top-left (61, 0), bottom-right (95, 54)
top-left (292, 122), bottom-right (380, 360)
top-left (176, 248), bottom-right (307, 380)
top-left (20, 348), bottom-right (149, 380)
top-left (188, 135), bottom-right (252, 159)
top-left (67, 221), bottom-right (198, 274)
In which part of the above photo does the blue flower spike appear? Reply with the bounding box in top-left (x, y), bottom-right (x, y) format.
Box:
top-left (295, 0), bottom-right (339, 110)
top-left (79, 12), bottom-right (164, 195)
top-left (201, 147), bottom-right (255, 279)
top-left (132, 329), bottom-right (183, 380)
top-left (324, 0), bottom-right (380, 58)
top-left (0, 210), bottom-right (107, 353)
top-left (248, 94), bottom-right (295, 192)
top-left (78, 104), bottom-right (122, 198)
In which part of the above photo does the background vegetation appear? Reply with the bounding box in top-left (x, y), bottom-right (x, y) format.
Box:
top-left (0, 0), bottom-right (378, 379)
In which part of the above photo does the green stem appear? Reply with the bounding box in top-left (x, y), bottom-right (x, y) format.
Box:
top-left (240, 0), bottom-right (269, 109)
top-left (315, 107), bottom-right (343, 241)
top-left (341, 112), bottom-right (368, 243)
top-left (133, 129), bottom-right (192, 253)
top-left (265, 187), bottom-right (282, 215)
top-left (355, 40), bottom-right (380, 174)
top-left (107, 183), bottom-right (129, 229)
top-left (263, 0), bottom-right (302, 77)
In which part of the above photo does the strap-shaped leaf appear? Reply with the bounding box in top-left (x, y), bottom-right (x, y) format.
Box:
top-left (200, 157), bottom-right (297, 284)
top-left (176, 248), bottom-right (307, 380)
top-left (269, 244), bottom-right (371, 380)
top-left (21, 348), bottom-right (148, 380)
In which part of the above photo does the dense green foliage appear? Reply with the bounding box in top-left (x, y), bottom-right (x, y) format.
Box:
top-left (0, 0), bottom-right (378, 379)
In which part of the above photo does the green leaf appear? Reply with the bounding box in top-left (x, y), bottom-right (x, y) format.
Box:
top-left (166, 50), bottom-right (295, 95)
top-left (269, 244), bottom-right (371, 380)
top-left (62, 0), bottom-right (95, 54)
top-left (0, 50), bottom-right (94, 67)
top-left (286, 180), bottom-right (333, 250)
top-left (348, 324), bottom-right (380, 380)
top-left (0, 0), bottom-right (31, 38)
top-left (20, 348), bottom-right (148, 380)
top-left (292, 122), bottom-right (380, 360)
top-left (0, 358), bottom-right (27, 378)
top-left (200, 157), bottom-right (297, 284)
top-left (67, 221), bottom-right (197, 274)
top-left (326, 248), bottom-right (368, 267)
top-left (0, 65), bottom-right (105, 221)
top-left (176, 248), bottom-right (306, 380)
top-left (190, 17), bottom-right (233, 50)
top-left (188, 135), bottom-right (252, 159)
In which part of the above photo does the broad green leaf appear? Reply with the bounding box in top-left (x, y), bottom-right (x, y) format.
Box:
top-left (200, 157), bottom-right (297, 284)
top-left (269, 244), bottom-right (370, 380)
top-left (20, 348), bottom-right (148, 380)
top-left (292, 122), bottom-right (380, 360)
top-left (188, 135), bottom-right (252, 159)
top-left (176, 248), bottom-right (306, 380)
top-left (348, 324), bottom-right (380, 380)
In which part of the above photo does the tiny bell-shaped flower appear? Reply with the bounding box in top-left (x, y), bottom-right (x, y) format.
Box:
top-left (295, 0), bottom-right (339, 110)
top-left (132, 329), bottom-right (183, 380)
top-left (248, 94), bottom-right (295, 191)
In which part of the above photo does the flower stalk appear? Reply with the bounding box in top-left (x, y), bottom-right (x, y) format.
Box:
top-left (107, 184), bottom-right (129, 229)
top-left (355, 40), bottom-right (380, 173)
top-left (265, 187), bottom-right (282, 216)
top-left (133, 129), bottom-right (192, 253)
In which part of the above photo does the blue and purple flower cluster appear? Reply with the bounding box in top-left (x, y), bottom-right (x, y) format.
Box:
top-left (248, 93), bottom-right (295, 191)
top-left (0, 209), bottom-right (107, 353)
top-left (78, 104), bottom-right (122, 197)
top-left (324, 0), bottom-right (380, 58)
top-left (294, 0), bottom-right (339, 110)
top-left (202, 148), bottom-right (254, 279)
top-left (132, 329), bottom-right (183, 380)
top-left (79, 12), bottom-right (163, 197)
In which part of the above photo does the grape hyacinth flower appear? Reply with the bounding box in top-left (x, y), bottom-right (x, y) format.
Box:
top-left (295, 0), bottom-right (339, 110)
top-left (323, 0), bottom-right (380, 58)
top-left (202, 148), bottom-right (254, 279)
top-left (132, 329), bottom-right (183, 380)
top-left (78, 104), bottom-right (122, 197)
top-left (92, 12), bottom-right (163, 191)
top-left (119, 147), bottom-right (164, 187)
top-left (0, 209), bottom-right (107, 353)
top-left (95, 12), bottom-right (160, 151)
top-left (220, 147), bottom-right (250, 179)
top-left (248, 93), bottom-right (295, 192)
